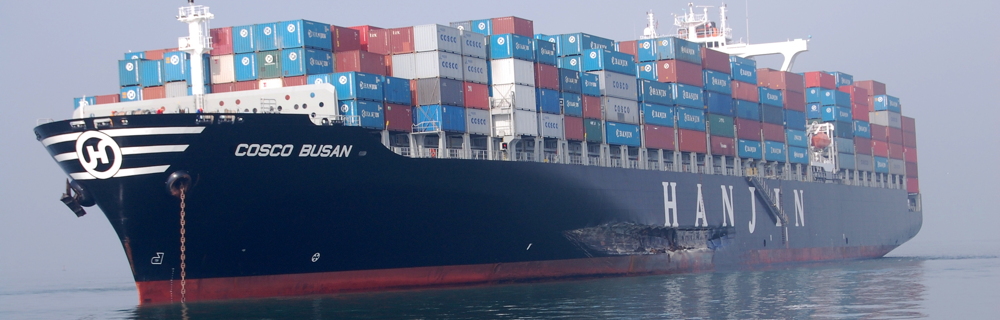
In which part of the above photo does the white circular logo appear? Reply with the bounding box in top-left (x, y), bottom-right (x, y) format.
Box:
top-left (240, 29), bottom-right (249, 37)
top-left (126, 90), bottom-right (136, 100)
top-left (288, 52), bottom-right (298, 61)
top-left (660, 40), bottom-right (668, 46)
top-left (568, 36), bottom-right (576, 43)
top-left (338, 75), bottom-right (348, 84)
top-left (170, 55), bottom-right (180, 65)
top-left (265, 54), bottom-right (274, 63)
top-left (641, 42), bottom-right (650, 49)
top-left (589, 52), bottom-right (597, 58)
top-left (287, 24), bottom-right (296, 33)
top-left (876, 96), bottom-right (884, 102)
top-left (125, 62), bottom-right (134, 71)
top-left (570, 59), bottom-right (577, 66)
top-left (314, 78), bottom-right (324, 84)
top-left (241, 57), bottom-right (250, 65)
top-left (478, 22), bottom-right (486, 30)
top-left (311, 253), bottom-right (320, 262)
top-left (824, 91), bottom-right (831, 97)
top-left (340, 104), bottom-right (349, 113)
top-left (643, 65), bottom-right (652, 72)
top-left (264, 26), bottom-right (272, 36)
top-left (75, 131), bottom-right (122, 180)
top-left (662, 63), bottom-right (671, 69)
top-left (496, 37), bottom-right (505, 45)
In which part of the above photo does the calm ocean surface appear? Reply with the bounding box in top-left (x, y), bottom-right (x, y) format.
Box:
top-left (2, 254), bottom-right (998, 319)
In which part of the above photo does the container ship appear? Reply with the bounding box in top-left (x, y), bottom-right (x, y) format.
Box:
top-left (35, 2), bottom-right (922, 304)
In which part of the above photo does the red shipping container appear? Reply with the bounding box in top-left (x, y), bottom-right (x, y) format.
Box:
top-left (731, 80), bottom-right (759, 102)
top-left (853, 137), bottom-right (872, 155)
top-left (762, 123), bottom-right (785, 142)
top-left (211, 83), bottom-right (234, 93)
top-left (854, 80), bottom-right (886, 96)
top-left (565, 116), bottom-right (585, 141)
top-left (906, 178), bottom-right (919, 194)
top-left (905, 162), bottom-right (918, 178)
top-left (904, 147), bottom-right (918, 163)
top-left (617, 40), bottom-right (638, 62)
top-left (758, 69), bottom-right (805, 93)
top-left (348, 25), bottom-right (382, 50)
top-left (887, 127), bottom-right (903, 144)
top-left (534, 63), bottom-right (559, 90)
top-left (282, 75), bottom-right (307, 87)
top-left (145, 48), bottom-right (174, 61)
top-left (700, 47), bottom-right (730, 73)
top-left (901, 116), bottom-right (916, 133)
top-left (210, 27), bottom-right (233, 56)
top-left (735, 118), bottom-right (762, 140)
top-left (366, 29), bottom-right (391, 55)
top-left (463, 82), bottom-right (489, 110)
top-left (870, 124), bottom-right (888, 141)
top-left (331, 25), bottom-right (361, 52)
top-left (491, 16), bottom-right (534, 37)
top-left (234, 80), bottom-right (259, 91)
top-left (336, 50), bottom-right (387, 75)
top-left (804, 71), bottom-right (835, 89)
top-left (384, 103), bottom-right (412, 132)
top-left (384, 54), bottom-right (393, 76)
top-left (888, 143), bottom-right (904, 160)
top-left (871, 140), bottom-right (889, 157)
top-left (851, 102), bottom-right (869, 121)
top-left (677, 129), bottom-right (708, 153)
top-left (389, 27), bottom-right (415, 54)
top-left (783, 90), bottom-right (805, 111)
top-left (408, 80), bottom-right (418, 106)
top-left (95, 94), bottom-right (119, 104)
top-left (582, 95), bottom-right (602, 119)
top-left (656, 60), bottom-right (703, 86)
top-left (142, 86), bottom-right (165, 100)
top-left (838, 85), bottom-right (868, 104)
top-left (710, 136), bottom-right (736, 156)
top-left (644, 124), bottom-right (676, 150)
top-left (903, 131), bottom-right (917, 148)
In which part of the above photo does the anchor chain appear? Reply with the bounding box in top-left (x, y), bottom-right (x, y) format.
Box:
top-left (179, 187), bottom-right (188, 303)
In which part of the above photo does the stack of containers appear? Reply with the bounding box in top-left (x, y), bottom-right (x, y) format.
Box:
top-left (730, 56), bottom-right (763, 160)
top-left (584, 48), bottom-right (641, 148)
top-left (541, 32), bottom-right (614, 144)
top-left (333, 24), bottom-right (386, 76)
top-left (389, 24), bottom-right (471, 133)
top-left (701, 47), bottom-right (734, 157)
top-left (217, 20), bottom-right (334, 92)
top-left (901, 116), bottom-right (919, 193)
top-left (557, 54), bottom-right (585, 141)
top-left (534, 38), bottom-right (564, 140)
top-left (307, 72), bottom-right (384, 129)
top-left (757, 69), bottom-right (807, 165)
top-left (487, 31), bottom-right (537, 136)
top-left (805, 71), bottom-right (854, 170)
top-left (867, 87), bottom-right (905, 178)
top-left (839, 83), bottom-right (872, 172)
top-left (636, 37), bottom-right (705, 153)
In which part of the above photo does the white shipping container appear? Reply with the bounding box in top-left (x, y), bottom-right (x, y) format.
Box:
top-left (591, 70), bottom-right (637, 100)
top-left (391, 54), bottom-right (417, 79)
top-left (490, 58), bottom-right (534, 86)
top-left (493, 108), bottom-right (539, 137)
top-left (210, 54), bottom-right (235, 84)
top-left (165, 82), bottom-right (188, 98)
top-left (461, 31), bottom-right (487, 58)
top-left (602, 96), bottom-right (640, 124)
top-left (466, 108), bottom-right (491, 135)
top-left (491, 84), bottom-right (536, 111)
top-left (539, 113), bottom-right (565, 139)
top-left (415, 51), bottom-right (464, 80)
top-left (870, 111), bottom-right (902, 129)
top-left (463, 57), bottom-right (488, 84)
top-left (889, 158), bottom-right (906, 175)
top-left (856, 154), bottom-right (874, 171)
top-left (259, 78), bottom-right (283, 89)
top-left (413, 24), bottom-right (463, 54)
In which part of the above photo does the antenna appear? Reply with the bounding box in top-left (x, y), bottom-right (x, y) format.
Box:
top-left (745, 0), bottom-right (750, 43)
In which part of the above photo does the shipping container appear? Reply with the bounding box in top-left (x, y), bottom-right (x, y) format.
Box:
top-left (889, 159), bottom-right (906, 175)
top-left (785, 109), bottom-right (806, 130)
top-left (558, 68), bottom-right (581, 93)
top-left (389, 54), bottom-right (416, 79)
top-left (494, 109), bottom-right (539, 137)
top-left (856, 154), bottom-right (874, 172)
top-left (901, 116), bottom-right (916, 133)
top-left (759, 87), bottom-right (783, 107)
top-left (537, 88), bottom-right (561, 114)
top-left (462, 57), bottom-right (489, 84)
top-left (670, 83), bottom-right (703, 109)
top-left (533, 39), bottom-right (558, 65)
top-left (655, 59), bottom-right (703, 86)
top-left (703, 69), bottom-right (731, 94)
top-left (820, 105), bottom-right (851, 123)
top-left (145, 48), bottom-right (174, 61)
top-left (335, 50), bottom-right (386, 75)
top-left (854, 137), bottom-right (872, 155)
top-left (535, 34), bottom-right (562, 55)
top-left (678, 129), bottom-right (708, 153)
top-left (738, 139), bottom-right (763, 159)
top-left (415, 77), bottom-right (464, 106)
top-left (164, 82), bottom-right (186, 98)
top-left (707, 114), bottom-right (734, 137)
top-left (95, 94), bottom-right (119, 104)
top-left (706, 92), bottom-right (734, 116)
top-left (558, 55), bottom-right (582, 71)
top-left (539, 113), bottom-right (565, 139)
top-left (124, 51), bottom-right (145, 60)
top-left (788, 146), bottom-right (809, 164)
top-left (637, 79), bottom-right (673, 105)
top-left (139, 60), bottom-right (164, 87)
top-left (492, 84), bottom-right (536, 111)
top-left (603, 97), bottom-right (640, 124)
top-left (835, 137), bottom-right (855, 154)
top-left (734, 99), bottom-right (761, 120)
top-left (783, 90), bottom-right (805, 112)
top-left (461, 31), bottom-right (487, 58)
top-left (233, 80), bottom-right (259, 91)
top-left (786, 129), bottom-right (807, 147)
top-left (382, 76), bottom-right (411, 105)
top-left (282, 48), bottom-right (333, 77)
top-left (735, 118), bottom-right (762, 140)
top-left (336, 100), bottom-right (384, 130)
top-left (580, 72), bottom-right (600, 96)
top-left (642, 103), bottom-right (674, 127)
top-left (210, 55), bottom-right (235, 84)
top-left (583, 49), bottom-right (636, 75)
top-left (872, 140), bottom-right (889, 157)
top-left (277, 20), bottom-right (331, 50)
top-left (384, 103), bottom-right (413, 132)
top-left (904, 146), bottom-right (917, 163)
top-left (871, 95), bottom-right (902, 113)
top-left (210, 27), bottom-right (233, 56)
top-left (318, 72), bottom-right (383, 101)
top-left (489, 58), bottom-right (535, 86)
top-left (838, 153), bottom-right (856, 169)
top-left (73, 96), bottom-right (96, 109)
top-left (804, 71), bottom-right (835, 89)
top-left (827, 71), bottom-right (853, 87)
top-left (851, 102), bottom-right (870, 121)
top-left (466, 108), bottom-right (491, 135)
top-left (142, 86), bottom-right (165, 100)
top-left (414, 104), bottom-right (464, 132)
top-left (731, 80), bottom-right (759, 102)
top-left (492, 16), bottom-right (533, 37)
top-left (853, 120), bottom-right (871, 139)
top-left (584, 118), bottom-right (603, 143)
top-left (365, 28), bottom-right (392, 54)
top-left (534, 63), bottom-right (559, 89)
top-left (490, 34), bottom-right (534, 60)
top-left (562, 92), bottom-right (583, 117)
top-left (637, 37), bottom-right (701, 64)
top-left (413, 51), bottom-right (464, 80)
top-left (582, 95), bottom-right (602, 119)
top-left (761, 105), bottom-right (784, 125)
top-left (637, 62), bottom-right (657, 81)
top-left (819, 89), bottom-right (851, 107)
top-left (232, 25), bottom-right (255, 53)
top-left (413, 24), bottom-right (461, 54)
top-left (838, 85), bottom-right (869, 104)
top-left (590, 71), bottom-right (637, 100)
top-left (807, 102), bottom-right (822, 119)
top-left (903, 131), bottom-right (917, 148)
top-left (757, 68), bottom-right (805, 93)
top-left (470, 19), bottom-right (492, 35)
top-left (162, 52), bottom-right (209, 83)
top-left (764, 141), bottom-right (786, 162)
top-left (710, 136), bottom-right (735, 156)
top-left (118, 59), bottom-right (141, 86)
top-left (565, 115), bottom-right (584, 141)
top-left (907, 178), bottom-right (920, 194)
top-left (854, 80), bottom-right (886, 96)
top-left (676, 107), bottom-right (706, 131)
top-left (762, 123), bottom-right (784, 142)
top-left (254, 22), bottom-right (280, 51)
top-left (870, 111), bottom-right (902, 128)
top-left (835, 120), bottom-right (854, 139)
top-left (258, 78), bottom-right (283, 89)
top-left (888, 143), bottom-right (904, 160)
top-left (644, 124), bottom-right (676, 150)
top-left (617, 40), bottom-right (638, 62)
top-left (120, 86), bottom-right (142, 102)
top-left (331, 25), bottom-right (361, 52)
top-left (463, 82), bottom-right (489, 110)
top-left (700, 47), bottom-right (730, 73)
top-left (256, 50), bottom-right (281, 79)
top-left (560, 33), bottom-right (615, 56)
top-left (729, 56), bottom-right (756, 83)
top-left (874, 156), bottom-right (890, 173)
top-left (906, 161), bottom-right (918, 178)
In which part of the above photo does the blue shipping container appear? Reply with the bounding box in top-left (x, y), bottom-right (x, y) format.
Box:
top-left (835, 120), bottom-right (854, 139)
top-left (670, 83), bottom-right (704, 109)
top-left (490, 34), bottom-right (534, 61)
top-left (738, 139), bottom-right (763, 159)
top-left (786, 129), bottom-right (808, 147)
top-left (232, 25), bottom-right (256, 53)
top-left (533, 39), bottom-right (558, 66)
top-left (278, 20), bottom-right (332, 50)
top-left (605, 122), bottom-right (642, 146)
top-left (872, 95), bottom-right (901, 113)
top-left (558, 68), bottom-right (581, 93)
top-left (282, 48), bottom-right (334, 77)
top-left (234, 53), bottom-right (258, 81)
top-left (730, 56), bottom-right (757, 83)
top-left (705, 91), bottom-right (732, 116)
top-left (703, 69), bottom-right (731, 94)
top-left (676, 107), bottom-right (706, 131)
top-left (580, 72), bottom-right (600, 96)
top-left (642, 103), bottom-right (674, 127)
top-left (582, 49), bottom-right (635, 75)
top-left (759, 87), bottom-right (783, 107)
top-left (118, 60), bottom-right (141, 86)
top-left (562, 92), bottom-right (583, 117)
top-left (537, 88), bottom-right (561, 114)
top-left (471, 19), bottom-right (492, 35)
top-left (73, 96), bottom-right (96, 109)
top-left (328, 72), bottom-right (384, 102)
top-left (636, 37), bottom-right (701, 64)
top-left (383, 76), bottom-right (412, 105)
top-left (734, 99), bottom-right (761, 120)
top-left (788, 146), bottom-right (809, 164)
top-left (806, 87), bottom-right (822, 103)
top-left (820, 89), bottom-right (851, 107)
top-left (821, 105), bottom-right (852, 122)
top-left (254, 22), bottom-right (280, 51)
top-left (827, 71), bottom-right (853, 87)
top-left (162, 51), bottom-right (190, 83)
top-left (638, 79), bottom-right (673, 105)
top-left (854, 120), bottom-right (871, 139)
top-left (836, 137), bottom-right (855, 154)
top-left (807, 102), bottom-right (822, 119)
top-left (761, 105), bottom-right (784, 125)
top-left (339, 100), bottom-right (385, 130)
top-left (120, 86), bottom-right (142, 102)
top-left (124, 52), bottom-right (145, 60)
top-left (764, 141), bottom-right (787, 162)
top-left (536, 34), bottom-right (561, 55)
top-left (873, 156), bottom-right (890, 173)
top-left (414, 105), bottom-right (466, 132)
top-left (139, 60), bottom-right (163, 87)
top-left (637, 62), bottom-right (657, 81)
top-left (559, 55), bottom-right (582, 71)
top-left (561, 33), bottom-right (615, 56)
top-left (785, 109), bottom-right (807, 130)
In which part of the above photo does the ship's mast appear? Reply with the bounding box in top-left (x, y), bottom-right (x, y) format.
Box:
top-left (641, 10), bottom-right (659, 39)
top-left (177, 0), bottom-right (213, 96)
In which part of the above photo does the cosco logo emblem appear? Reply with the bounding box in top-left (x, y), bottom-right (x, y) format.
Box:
top-left (477, 22), bottom-right (486, 30)
top-left (641, 42), bottom-right (650, 49)
top-left (170, 55), bottom-right (180, 65)
top-left (265, 54), bottom-right (275, 63)
top-left (264, 26), bottom-right (273, 35)
top-left (660, 40), bottom-right (668, 46)
top-left (242, 57), bottom-right (251, 66)
top-left (589, 52), bottom-right (597, 59)
top-left (496, 37), bottom-right (506, 45)
top-left (126, 90), bottom-right (136, 100)
top-left (240, 29), bottom-right (249, 37)
top-left (341, 104), bottom-right (349, 113)
top-left (570, 59), bottom-right (577, 66)
top-left (662, 63), bottom-right (671, 70)
top-left (288, 52), bottom-right (298, 61)
top-left (314, 78), bottom-right (325, 84)
top-left (287, 24), bottom-right (296, 33)
top-left (339, 75), bottom-right (348, 85)
top-left (125, 62), bottom-right (135, 71)
top-left (75, 131), bottom-right (122, 180)
top-left (568, 36), bottom-right (577, 43)
top-left (643, 65), bottom-right (652, 72)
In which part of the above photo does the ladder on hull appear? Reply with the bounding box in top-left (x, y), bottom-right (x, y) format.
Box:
top-left (746, 176), bottom-right (789, 245)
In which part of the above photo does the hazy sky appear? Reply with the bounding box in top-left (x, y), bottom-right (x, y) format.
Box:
top-left (1, 0), bottom-right (998, 288)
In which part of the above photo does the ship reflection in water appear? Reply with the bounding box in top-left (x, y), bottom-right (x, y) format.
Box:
top-left (125, 257), bottom-right (928, 319)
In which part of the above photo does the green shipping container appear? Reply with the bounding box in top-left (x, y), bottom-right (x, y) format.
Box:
top-left (708, 114), bottom-right (735, 138)
top-left (256, 50), bottom-right (282, 79)
top-left (584, 119), bottom-right (603, 143)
